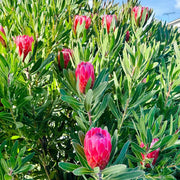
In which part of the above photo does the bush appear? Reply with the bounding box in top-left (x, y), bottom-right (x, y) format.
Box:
top-left (0, 0), bottom-right (179, 179)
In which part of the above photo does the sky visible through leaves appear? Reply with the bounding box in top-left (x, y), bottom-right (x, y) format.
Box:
top-left (88, 0), bottom-right (180, 23)
top-left (116, 0), bottom-right (180, 23)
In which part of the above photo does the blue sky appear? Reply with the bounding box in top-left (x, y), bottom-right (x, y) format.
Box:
top-left (116, 0), bottom-right (180, 22)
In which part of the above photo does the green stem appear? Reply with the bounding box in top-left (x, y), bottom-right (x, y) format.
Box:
top-left (119, 98), bottom-right (130, 129)
top-left (88, 111), bottom-right (92, 126)
top-left (165, 81), bottom-right (173, 105)
top-left (10, 108), bottom-right (23, 138)
top-left (98, 171), bottom-right (102, 180)
top-left (41, 154), bottom-right (51, 180)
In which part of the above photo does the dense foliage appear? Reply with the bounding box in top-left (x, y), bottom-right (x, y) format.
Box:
top-left (0, 0), bottom-right (180, 179)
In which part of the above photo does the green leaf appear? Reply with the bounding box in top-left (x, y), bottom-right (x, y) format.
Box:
top-left (78, 131), bottom-right (85, 146)
top-left (160, 135), bottom-right (172, 148)
top-left (92, 82), bottom-right (108, 101)
top-left (154, 121), bottom-right (167, 138)
top-left (17, 96), bottom-right (33, 109)
top-left (165, 134), bottom-right (179, 148)
top-left (109, 169), bottom-right (145, 180)
top-left (72, 142), bottom-right (86, 160)
top-left (73, 167), bottom-right (93, 176)
top-left (102, 164), bottom-right (127, 175)
top-left (147, 129), bottom-right (152, 145)
top-left (126, 154), bottom-right (141, 163)
top-left (109, 130), bottom-right (118, 165)
top-left (1, 98), bottom-right (11, 109)
top-left (1, 159), bottom-right (9, 174)
top-left (75, 116), bottom-right (87, 131)
top-left (30, 58), bottom-right (42, 73)
top-left (11, 136), bottom-right (20, 140)
top-left (59, 162), bottom-right (80, 172)
top-left (16, 164), bottom-right (34, 173)
top-left (131, 142), bottom-right (146, 154)
top-left (61, 95), bottom-right (83, 111)
top-left (113, 141), bottom-right (130, 165)
top-left (0, 140), bottom-right (7, 152)
top-left (21, 152), bottom-right (35, 167)
top-left (15, 122), bottom-right (23, 129)
top-left (93, 69), bottom-right (107, 89)
top-left (11, 141), bottom-right (18, 157)
top-left (85, 78), bottom-right (92, 94)
top-left (108, 97), bottom-right (121, 126)
top-left (38, 53), bottom-right (54, 71)
top-left (84, 89), bottom-right (93, 112)
top-left (4, 174), bottom-right (12, 180)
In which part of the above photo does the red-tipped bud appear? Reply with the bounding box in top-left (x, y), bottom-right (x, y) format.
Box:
top-left (132, 6), bottom-right (149, 26)
top-left (14, 35), bottom-right (34, 62)
top-left (126, 31), bottom-right (130, 42)
top-left (140, 138), bottom-right (160, 168)
top-left (58, 48), bottom-right (72, 69)
top-left (0, 26), bottom-right (6, 47)
top-left (74, 15), bottom-right (91, 33)
top-left (84, 127), bottom-right (112, 170)
top-left (75, 61), bottom-right (95, 94)
top-left (102, 15), bottom-right (117, 34)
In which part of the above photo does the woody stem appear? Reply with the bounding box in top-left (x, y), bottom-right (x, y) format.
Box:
top-left (98, 171), bottom-right (102, 180)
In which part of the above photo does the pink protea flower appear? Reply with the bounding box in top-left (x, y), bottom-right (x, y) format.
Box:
top-left (58, 48), bottom-right (72, 69)
top-left (140, 138), bottom-right (160, 168)
top-left (14, 35), bottom-right (34, 62)
top-left (0, 26), bottom-right (6, 47)
top-left (102, 15), bottom-right (117, 34)
top-left (126, 31), bottom-right (130, 42)
top-left (132, 6), bottom-right (149, 26)
top-left (84, 127), bottom-right (112, 170)
top-left (74, 15), bottom-right (91, 33)
top-left (75, 61), bottom-right (95, 93)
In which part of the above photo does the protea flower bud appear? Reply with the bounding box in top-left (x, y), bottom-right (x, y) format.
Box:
top-left (140, 138), bottom-right (160, 168)
top-left (75, 61), bottom-right (95, 93)
top-left (14, 35), bottom-right (34, 62)
top-left (0, 26), bottom-right (6, 47)
top-left (142, 78), bottom-right (147, 83)
top-left (102, 15), bottom-right (117, 34)
top-left (132, 6), bottom-right (149, 26)
top-left (84, 127), bottom-right (112, 170)
top-left (58, 48), bottom-right (72, 69)
top-left (74, 15), bottom-right (91, 33)
top-left (126, 31), bottom-right (130, 42)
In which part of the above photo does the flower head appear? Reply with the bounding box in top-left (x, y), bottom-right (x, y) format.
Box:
top-left (132, 6), bottom-right (149, 26)
top-left (74, 15), bottom-right (91, 33)
top-left (58, 48), bottom-right (72, 69)
top-left (140, 138), bottom-right (160, 168)
top-left (75, 61), bottom-right (95, 93)
top-left (102, 15), bottom-right (117, 34)
top-left (14, 35), bottom-right (34, 62)
top-left (84, 127), bottom-right (112, 170)
top-left (0, 26), bottom-right (6, 47)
